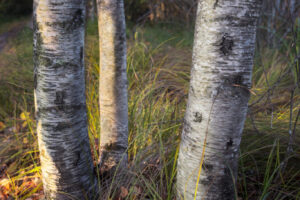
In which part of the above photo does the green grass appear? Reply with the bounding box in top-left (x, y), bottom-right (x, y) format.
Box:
top-left (0, 19), bottom-right (299, 199)
top-left (0, 16), bottom-right (30, 35)
top-left (0, 26), bottom-right (34, 121)
top-left (133, 22), bottom-right (194, 48)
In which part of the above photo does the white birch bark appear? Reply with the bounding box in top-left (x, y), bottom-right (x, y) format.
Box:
top-left (33, 0), bottom-right (97, 199)
top-left (177, 0), bottom-right (262, 199)
top-left (96, 0), bottom-right (128, 174)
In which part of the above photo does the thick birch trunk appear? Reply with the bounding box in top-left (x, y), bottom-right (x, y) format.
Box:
top-left (177, 0), bottom-right (261, 199)
top-left (97, 0), bottom-right (128, 174)
top-left (33, 0), bottom-right (97, 199)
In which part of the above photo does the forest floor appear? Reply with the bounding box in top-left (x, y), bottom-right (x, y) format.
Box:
top-left (0, 17), bottom-right (31, 51)
top-left (0, 25), bottom-right (24, 52)
top-left (0, 18), bottom-right (299, 200)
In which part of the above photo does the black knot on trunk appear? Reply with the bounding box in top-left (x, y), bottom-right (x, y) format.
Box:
top-left (222, 73), bottom-right (245, 87)
top-left (67, 9), bottom-right (84, 31)
top-left (220, 34), bottom-right (234, 56)
top-left (233, 75), bottom-right (243, 85)
top-left (226, 138), bottom-right (233, 150)
top-left (54, 91), bottom-right (65, 110)
top-left (193, 112), bottom-right (203, 123)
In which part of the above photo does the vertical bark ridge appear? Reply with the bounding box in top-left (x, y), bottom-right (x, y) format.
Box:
top-left (177, 0), bottom-right (262, 199)
top-left (34, 0), bottom-right (98, 199)
top-left (97, 0), bottom-right (128, 174)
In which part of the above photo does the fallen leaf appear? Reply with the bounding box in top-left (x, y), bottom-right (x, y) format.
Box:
top-left (20, 112), bottom-right (30, 121)
top-left (0, 178), bottom-right (10, 191)
top-left (120, 186), bottom-right (128, 198)
top-left (23, 138), bottom-right (28, 144)
top-left (0, 122), bottom-right (6, 131)
top-left (0, 190), bottom-right (7, 200)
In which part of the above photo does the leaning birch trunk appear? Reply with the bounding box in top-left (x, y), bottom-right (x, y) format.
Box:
top-left (97, 0), bottom-right (128, 174)
top-left (33, 0), bottom-right (97, 199)
top-left (177, 0), bottom-right (261, 199)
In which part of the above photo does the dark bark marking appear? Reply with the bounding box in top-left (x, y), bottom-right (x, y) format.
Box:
top-left (49, 2), bottom-right (65, 6)
top-left (53, 122), bottom-right (71, 132)
top-left (193, 112), bottom-right (203, 123)
top-left (223, 74), bottom-right (245, 86)
top-left (67, 9), bottom-right (84, 31)
top-left (74, 151), bottom-right (81, 166)
top-left (233, 75), bottom-right (243, 85)
top-left (182, 119), bottom-right (192, 136)
top-left (213, 0), bottom-right (219, 9)
top-left (190, 86), bottom-right (195, 95)
top-left (226, 138), bottom-right (233, 150)
top-left (200, 174), bottom-right (214, 185)
top-left (203, 163), bottom-right (214, 171)
top-left (38, 56), bottom-right (52, 67)
top-left (214, 15), bottom-right (258, 27)
top-left (36, 105), bottom-right (86, 118)
top-left (218, 166), bottom-right (236, 200)
top-left (80, 47), bottom-right (83, 63)
top-left (44, 9), bottom-right (84, 33)
top-left (54, 91), bottom-right (65, 110)
top-left (104, 142), bottom-right (127, 151)
top-left (220, 34), bottom-right (234, 56)
top-left (34, 73), bottom-right (37, 89)
top-left (34, 30), bottom-right (44, 56)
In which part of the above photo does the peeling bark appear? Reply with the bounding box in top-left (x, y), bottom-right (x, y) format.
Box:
top-left (177, 0), bottom-right (262, 199)
top-left (34, 0), bottom-right (97, 199)
top-left (96, 0), bottom-right (128, 174)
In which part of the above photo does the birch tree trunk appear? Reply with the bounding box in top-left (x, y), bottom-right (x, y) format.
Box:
top-left (177, 0), bottom-right (262, 199)
top-left (34, 0), bottom-right (97, 199)
top-left (289, 0), bottom-right (298, 18)
top-left (88, 0), bottom-right (96, 21)
top-left (96, 0), bottom-right (128, 174)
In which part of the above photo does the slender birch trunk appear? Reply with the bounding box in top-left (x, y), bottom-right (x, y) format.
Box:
top-left (177, 0), bottom-right (262, 199)
top-left (289, 0), bottom-right (295, 15)
top-left (33, 0), bottom-right (97, 199)
top-left (96, 0), bottom-right (128, 174)
top-left (88, 0), bottom-right (96, 21)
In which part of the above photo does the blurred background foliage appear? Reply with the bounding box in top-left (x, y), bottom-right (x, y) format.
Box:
top-left (0, 0), bottom-right (197, 21)
top-left (0, 0), bottom-right (32, 17)
top-left (124, 0), bottom-right (197, 24)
